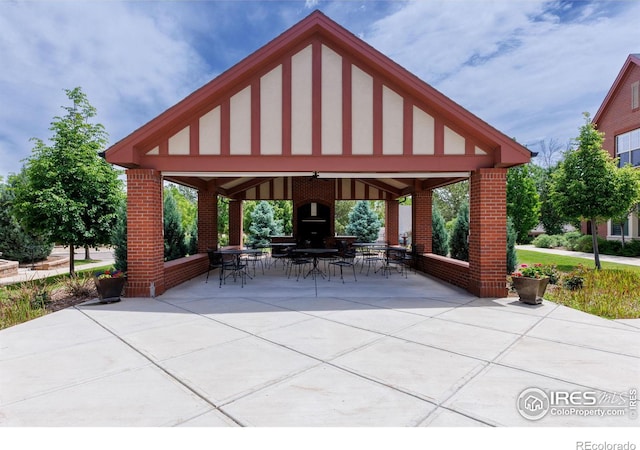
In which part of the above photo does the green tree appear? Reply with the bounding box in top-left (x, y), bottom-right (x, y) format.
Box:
top-left (246, 201), bottom-right (281, 247)
top-left (346, 200), bottom-right (381, 242)
top-left (271, 200), bottom-right (293, 235)
top-left (0, 177), bottom-right (54, 263)
top-left (550, 113), bottom-right (640, 269)
top-left (163, 193), bottom-right (187, 261)
top-left (165, 184), bottom-right (196, 235)
top-left (433, 180), bottom-right (469, 223)
top-left (449, 202), bottom-right (469, 262)
top-left (335, 200), bottom-right (356, 235)
top-left (242, 200), bottom-right (258, 236)
top-left (529, 163), bottom-right (567, 236)
top-left (431, 206), bottom-right (449, 256)
top-left (507, 216), bottom-right (518, 273)
top-left (507, 165), bottom-right (541, 243)
top-left (217, 197), bottom-right (229, 246)
top-left (12, 87), bottom-right (123, 276)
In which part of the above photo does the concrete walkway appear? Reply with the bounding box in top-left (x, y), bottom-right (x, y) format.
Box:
top-left (0, 247), bottom-right (115, 286)
top-left (1, 263), bottom-right (638, 427)
top-left (518, 244), bottom-right (640, 267)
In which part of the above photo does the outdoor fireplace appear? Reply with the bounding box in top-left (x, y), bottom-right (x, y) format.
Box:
top-left (297, 202), bottom-right (331, 248)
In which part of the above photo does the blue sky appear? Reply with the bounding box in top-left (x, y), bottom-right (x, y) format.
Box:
top-left (1, 0), bottom-right (638, 179)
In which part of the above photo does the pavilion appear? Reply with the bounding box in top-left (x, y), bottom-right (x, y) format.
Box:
top-left (105, 11), bottom-right (531, 298)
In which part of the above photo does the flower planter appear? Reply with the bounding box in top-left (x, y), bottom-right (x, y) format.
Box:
top-left (94, 276), bottom-right (125, 304)
top-left (512, 276), bottom-right (549, 305)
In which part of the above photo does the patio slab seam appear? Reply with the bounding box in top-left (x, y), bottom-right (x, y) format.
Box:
top-left (156, 297), bottom-right (475, 418)
top-left (73, 305), bottom-right (244, 427)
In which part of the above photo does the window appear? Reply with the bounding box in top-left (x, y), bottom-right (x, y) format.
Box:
top-left (616, 128), bottom-right (640, 167)
top-left (611, 218), bottom-right (628, 236)
top-left (633, 81), bottom-right (640, 110)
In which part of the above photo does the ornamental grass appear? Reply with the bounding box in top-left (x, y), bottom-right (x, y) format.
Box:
top-left (546, 269), bottom-right (640, 319)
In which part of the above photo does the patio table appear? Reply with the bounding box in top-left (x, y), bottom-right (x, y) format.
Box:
top-left (291, 248), bottom-right (338, 279)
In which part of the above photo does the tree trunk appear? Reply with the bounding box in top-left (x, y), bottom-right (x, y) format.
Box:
top-left (591, 218), bottom-right (601, 270)
top-left (69, 244), bottom-right (76, 277)
top-left (620, 221), bottom-right (626, 247)
top-left (84, 244), bottom-right (90, 260)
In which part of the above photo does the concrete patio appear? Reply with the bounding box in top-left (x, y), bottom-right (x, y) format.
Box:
top-left (1, 263), bottom-right (638, 427)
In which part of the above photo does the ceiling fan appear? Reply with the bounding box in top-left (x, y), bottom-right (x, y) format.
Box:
top-left (308, 171), bottom-right (331, 182)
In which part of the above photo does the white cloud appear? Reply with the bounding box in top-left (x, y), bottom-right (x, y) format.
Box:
top-left (0, 1), bottom-right (207, 177)
top-left (365, 0), bottom-right (640, 149)
top-left (2, 0), bottom-right (637, 180)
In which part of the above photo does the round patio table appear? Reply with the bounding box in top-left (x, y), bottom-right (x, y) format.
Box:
top-left (291, 248), bottom-right (338, 279)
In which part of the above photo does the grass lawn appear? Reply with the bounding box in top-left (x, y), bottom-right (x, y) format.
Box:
top-left (75, 259), bottom-right (101, 266)
top-left (516, 249), bottom-right (640, 273)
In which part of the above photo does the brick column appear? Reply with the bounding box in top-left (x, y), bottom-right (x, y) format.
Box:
top-left (468, 168), bottom-right (508, 298)
top-left (385, 199), bottom-right (399, 245)
top-left (228, 199), bottom-right (243, 246)
top-left (126, 169), bottom-right (164, 297)
top-left (411, 189), bottom-right (432, 253)
top-left (197, 190), bottom-right (218, 252)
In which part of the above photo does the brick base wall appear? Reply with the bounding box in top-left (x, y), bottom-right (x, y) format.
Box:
top-left (163, 254), bottom-right (209, 290)
top-left (417, 253), bottom-right (470, 291)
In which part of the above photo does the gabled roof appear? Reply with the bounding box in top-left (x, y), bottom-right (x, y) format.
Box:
top-left (105, 10), bottom-right (530, 196)
top-left (593, 53), bottom-right (640, 124)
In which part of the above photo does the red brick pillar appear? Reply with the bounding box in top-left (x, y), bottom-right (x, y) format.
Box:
top-left (411, 189), bottom-right (432, 253)
top-left (228, 199), bottom-right (243, 247)
top-left (197, 190), bottom-right (218, 252)
top-left (126, 169), bottom-right (164, 297)
top-left (468, 168), bottom-right (508, 298)
top-left (385, 199), bottom-right (399, 245)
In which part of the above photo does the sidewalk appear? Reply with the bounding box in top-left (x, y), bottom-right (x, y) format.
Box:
top-left (517, 245), bottom-right (640, 267)
top-left (0, 247), bottom-right (114, 286)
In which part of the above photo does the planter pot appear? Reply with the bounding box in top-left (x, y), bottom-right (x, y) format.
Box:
top-left (512, 276), bottom-right (549, 305)
top-left (94, 276), bottom-right (125, 304)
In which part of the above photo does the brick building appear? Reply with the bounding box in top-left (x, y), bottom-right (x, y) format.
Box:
top-left (592, 54), bottom-right (640, 240)
top-left (105, 11), bottom-right (531, 298)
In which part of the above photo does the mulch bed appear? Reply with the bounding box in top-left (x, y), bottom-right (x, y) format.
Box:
top-left (46, 286), bottom-right (99, 313)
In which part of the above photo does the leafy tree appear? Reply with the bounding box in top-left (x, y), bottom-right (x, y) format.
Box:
top-left (431, 206), bottom-right (449, 256)
top-left (246, 201), bottom-right (281, 247)
top-left (112, 201), bottom-right (127, 272)
top-left (217, 197), bottom-right (229, 246)
top-left (448, 202), bottom-right (469, 262)
top-left (550, 113), bottom-right (640, 269)
top-left (271, 200), bottom-right (293, 235)
top-left (242, 200), bottom-right (258, 236)
top-left (165, 184), bottom-right (196, 235)
top-left (12, 87), bottom-right (123, 276)
top-left (507, 216), bottom-right (518, 273)
top-left (0, 177), bottom-right (54, 263)
top-left (186, 220), bottom-right (198, 255)
top-left (433, 180), bottom-right (469, 223)
top-left (507, 165), bottom-right (541, 243)
top-left (335, 200), bottom-right (356, 235)
top-left (163, 193), bottom-right (187, 261)
top-left (529, 164), bottom-right (567, 236)
top-left (346, 200), bottom-right (381, 243)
